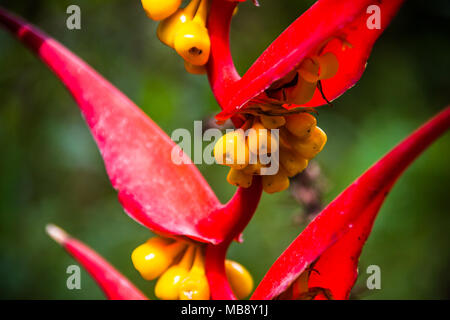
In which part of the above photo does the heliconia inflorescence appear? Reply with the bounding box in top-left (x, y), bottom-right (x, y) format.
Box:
top-left (2, 0), bottom-right (447, 302)
top-left (213, 112), bottom-right (327, 193)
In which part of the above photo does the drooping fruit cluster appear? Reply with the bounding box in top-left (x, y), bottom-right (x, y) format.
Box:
top-left (131, 236), bottom-right (253, 299)
top-left (214, 112), bottom-right (327, 194)
top-left (141, 0), bottom-right (211, 74)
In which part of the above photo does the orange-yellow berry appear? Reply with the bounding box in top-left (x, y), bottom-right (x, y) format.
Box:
top-left (247, 122), bottom-right (279, 155)
top-left (225, 260), bottom-right (254, 299)
top-left (260, 115), bottom-right (286, 129)
top-left (227, 168), bottom-right (253, 188)
top-left (298, 58), bottom-right (320, 83)
top-left (131, 238), bottom-right (185, 280)
top-left (279, 148), bottom-right (308, 177)
top-left (155, 265), bottom-right (190, 300)
top-left (179, 272), bottom-right (210, 300)
top-left (291, 126), bottom-right (327, 159)
top-left (154, 245), bottom-right (195, 300)
top-left (284, 76), bottom-right (317, 105)
top-left (262, 167), bottom-right (290, 194)
top-left (174, 21), bottom-right (210, 66)
top-left (157, 0), bottom-right (200, 48)
top-left (179, 248), bottom-right (210, 300)
top-left (285, 113), bottom-right (317, 139)
top-left (316, 52), bottom-right (339, 80)
top-left (184, 61), bottom-right (206, 74)
top-left (242, 161), bottom-right (264, 175)
top-left (141, 0), bottom-right (182, 21)
top-left (214, 130), bottom-right (249, 169)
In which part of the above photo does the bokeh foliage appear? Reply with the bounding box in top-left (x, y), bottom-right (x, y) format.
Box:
top-left (0, 0), bottom-right (449, 299)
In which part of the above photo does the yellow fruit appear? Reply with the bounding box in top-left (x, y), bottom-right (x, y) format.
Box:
top-left (260, 115), bottom-right (286, 129)
top-left (285, 113), bottom-right (317, 139)
top-left (279, 148), bottom-right (308, 177)
top-left (291, 126), bottom-right (327, 159)
top-left (157, 0), bottom-right (200, 48)
top-left (298, 57), bottom-right (320, 83)
top-left (278, 128), bottom-right (295, 149)
top-left (262, 167), bottom-right (290, 194)
top-left (184, 61), bottom-right (206, 74)
top-left (242, 162), bottom-right (264, 175)
top-left (155, 265), bottom-right (189, 300)
top-left (225, 260), bottom-right (254, 299)
top-left (154, 245), bottom-right (195, 300)
top-left (179, 272), bottom-right (210, 300)
top-left (284, 75), bottom-right (317, 105)
top-left (214, 130), bottom-right (248, 169)
top-left (141, 0), bottom-right (182, 21)
top-left (227, 168), bottom-right (253, 188)
top-left (174, 21), bottom-right (210, 66)
top-left (316, 52), bottom-right (339, 80)
top-left (179, 247), bottom-right (210, 300)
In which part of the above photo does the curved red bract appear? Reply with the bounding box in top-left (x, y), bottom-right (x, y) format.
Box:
top-left (307, 188), bottom-right (388, 300)
top-left (210, 0), bottom-right (404, 120)
top-left (205, 177), bottom-right (263, 300)
top-left (251, 107), bottom-right (450, 300)
top-left (0, 8), bottom-right (235, 245)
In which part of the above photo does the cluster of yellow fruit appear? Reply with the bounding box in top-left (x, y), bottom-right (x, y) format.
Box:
top-left (131, 236), bottom-right (253, 299)
top-left (213, 113), bottom-right (327, 194)
top-left (141, 0), bottom-right (211, 74)
top-left (268, 51), bottom-right (339, 105)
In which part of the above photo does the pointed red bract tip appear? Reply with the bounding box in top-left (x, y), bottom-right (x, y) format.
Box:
top-left (205, 177), bottom-right (263, 300)
top-left (252, 107), bottom-right (450, 300)
top-left (46, 224), bottom-right (147, 300)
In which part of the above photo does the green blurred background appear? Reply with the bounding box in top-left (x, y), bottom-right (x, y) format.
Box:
top-left (0, 0), bottom-right (449, 299)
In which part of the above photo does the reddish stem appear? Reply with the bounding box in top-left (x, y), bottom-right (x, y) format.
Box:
top-left (205, 177), bottom-right (263, 300)
top-left (251, 107), bottom-right (450, 300)
top-left (207, 0), bottom-right (241, 109)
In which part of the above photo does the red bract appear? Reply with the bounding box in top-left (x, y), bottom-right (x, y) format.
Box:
top-left (207, 0), bottom-right (404, 120)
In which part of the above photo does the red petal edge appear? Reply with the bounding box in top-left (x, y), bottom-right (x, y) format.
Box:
top-left (0, 8), bottom-right (231, 243)
top-left (205, 177), bottom-right (263, 300)
top-left (46, 224), bottom-right (147, 300)
top-left (251, 107), bottom-right (450, 300)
